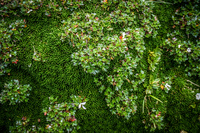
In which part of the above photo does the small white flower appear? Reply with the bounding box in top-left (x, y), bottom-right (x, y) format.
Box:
top-left (27, 9), bottom-right (33, 14)
top-left (122, 32), bottom-right (126, 38)
top-left (32, 125), bottom-right (36, 130)
top-left (122, 32), bottom-right (126, 41)
top-left (78, 102), bottom-right (86, 109)
top-left (165, 83), bottom-right (171, 90)
top-left (9, 54), bottom-right (12, 57)
top-left (178, 45), bottom-right (181, 48)
top-left (196, 93), bottom-right (200, 100)
top-left (172, 37), bottom-right (177, 41)
top-left (187, 48), bottom-right (191, 52)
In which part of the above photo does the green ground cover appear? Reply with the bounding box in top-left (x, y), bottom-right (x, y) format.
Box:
top-left (0, 0), bottom-right (200, 132)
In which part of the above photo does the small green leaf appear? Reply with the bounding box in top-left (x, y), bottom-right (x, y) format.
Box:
top-left (99, 85), bottom-right (105, 93)
top-left (107, 28), bottom-right (113, 31)
top-left (7, 92), bottom-right (12, 96)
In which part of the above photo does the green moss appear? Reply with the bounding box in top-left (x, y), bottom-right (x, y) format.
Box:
top-left (0, 1), bottom-right (200, 133)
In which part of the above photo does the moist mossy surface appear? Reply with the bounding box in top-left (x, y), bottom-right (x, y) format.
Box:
top-left (0, 0), bottom-right (200, 133)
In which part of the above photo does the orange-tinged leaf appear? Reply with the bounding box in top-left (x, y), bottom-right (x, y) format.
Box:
top-left (74, 25), bottom-right (78, 28)
top-left (95, 17), bottom-right (99, 21)
top-left (103, 0), bottom-right (108, 3)
top-left (116, 113), bottom-right (120, 116)
top-left (188, 13), bottom-right (192, 15)
top-left (22, 116), bottom-right (27, 120)
top-left (126, 78), bottom-right (131, 83)
top-left (45, 124), bottom-right (50, 129)
top-left (160, 85), bottom-right (164, 90)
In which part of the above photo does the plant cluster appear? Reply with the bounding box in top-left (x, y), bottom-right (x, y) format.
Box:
top-left (0, 18), bottom-right (26, 76)
top-left (164, 32), bottom-right (200, 77)
top-left (142, 47), bottom-right (172, 131)
top-left (9, 95), bottom-right (88, 132)
top-left (9, 116), bottom-right (43, 133)
top-left (172, 0), bottom-right (199, 39)
top-left (147, 48), bottom-right (161, 72)
top-left (104, 87), bottom-right (138, 120)
top-left (60, 0), bottom-right (163, 131)
top-left (162, 0), bottom-right (200, 77)
top-left (44, 0), bottom-right (85, 17)
top-left (42, 95), bottom-right (88, 132)
top-left (143, 76), bottom-right (171, 131)
top-left (0, 79), bottom-right (32, 105)
top-left (0, 0), bottom-right (43, 16)
top-left (144, 108), bottom-right (165, 132)
top-left (0, 0), bottom-right (89, 17)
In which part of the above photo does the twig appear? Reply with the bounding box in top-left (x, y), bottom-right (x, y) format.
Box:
top-left (186, 79), bottom-right (200, 87)
top-left (144, 95), bottom-right (150, 115)
top-left (149, 95), bottom-right (163, 103)
top-left (0, 10), bottom-right (7, 13)
top-left (142, 96), bottom-right (145, 113)
top-left (33, 46), bottom-right (36, 55)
